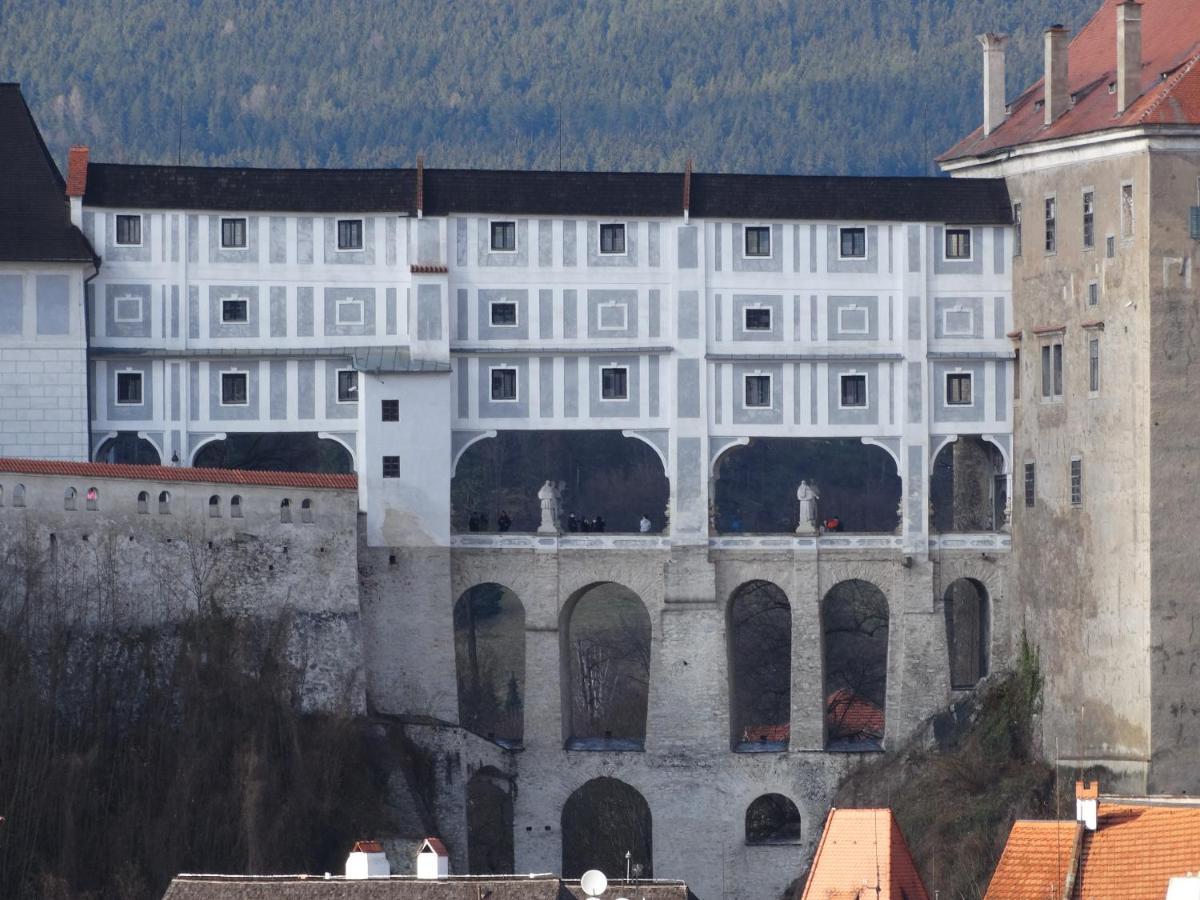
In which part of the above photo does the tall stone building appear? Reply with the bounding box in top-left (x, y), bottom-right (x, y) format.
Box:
top-left (942, 0), bottom-right (1200, 793)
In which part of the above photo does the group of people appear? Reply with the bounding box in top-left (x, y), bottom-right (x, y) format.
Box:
top-left (566, 513), bottom-right (606, 533)
top-left (467, 510), bottom-right (513, 532)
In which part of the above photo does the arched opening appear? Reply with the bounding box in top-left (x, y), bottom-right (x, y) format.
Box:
top-left (728, 581), bottom-right (791, 751)
top-left (208, 495), bottom-right (221, 518)
top-left (745, 794), bottom-right (803, 845)
top-left (466, 767), bottom-right (514, 875)
top-left (137, 491), bottom-right (149, 514)
top-left (193, 432), bottom-right (353, 473)
top-left (930, 436), bottom-right (1006, 532)
top-left (822, 579), bottom-right (889, 750)
top-left (561, 777), bottom-right (652, 879)
top-left (280, 499), bottom-right (291, 523)
top-left (453, 584), bottom-right (525, 746)
top-left (13, 484), bottom-right (25, 508)
top-left (452, 431), bottom-right (669, 534)
top-left (300, 498), bottom-right (314, 523)
top-left (158, 491), bottom-right (171, 515)
top-left (0, 485), bottom-right (5, 507)
top-left (713, 438), bottom-right (901, 534)
top-left (94, 431), bottom-right (161, 465)
top-left (944, 578), bottom-right (990, 689)
top-left (230, 495), bottom-right (243, 518)
top-left (64, 487), bottom-right (77, 511)
top-left (562, 583), bottom-right (651, 750)
top-left (85, 487), bottom-right (98, 511)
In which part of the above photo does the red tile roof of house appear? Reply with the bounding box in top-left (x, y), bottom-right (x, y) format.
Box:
top-left (942, 0), bottom-right (1200, 163)
top-left (741, 724), bottom-right (790, 743)
top-left (0, 458), bottom-right (356, 490)
top-left (826, 689), bottom-right (885, 740)
top-left (350, 840), bottom-right (384, 854)
top-left (984, 820), bottom-right (1081, 900)
top-left (801, 808), bottom-right (929, 900)
top-left (420, 837), bottom-right (449, 857)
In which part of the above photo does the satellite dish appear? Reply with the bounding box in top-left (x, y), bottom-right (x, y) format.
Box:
top-left (580, 869), bottom-right (608, 897)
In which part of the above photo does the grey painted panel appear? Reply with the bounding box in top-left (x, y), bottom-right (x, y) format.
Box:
top-left (324, 359), bottom-right (357, 419)
top-left (827, 295), bottom-right (879, 341)
top-left (677, 437), bottom-right (702, 505)
top-left (456, 219), bottom-right (468, 267)
top-left (387, 288), bottom-right (397, 336)
top-left (106, 284), bottom-right (153, 339)
top-left (714, 293), bottom-right (722, 341)
top-left (907, 362), bottom-right (923, 425)
top-left (538, 289), bottom-right (553, 340)
top-left (539, 357), bottom-right (554, 418)
top-left (171, 215), bottom-right (179, 263)
top-left (187, 215), bottom-right (199, 263)
top-left (810, 295), bottom-right (817, 341)
top-left (0, 275), bottom-right (21, 335)
top-left (171, 363), bottom-right (181, 421)
top-left (562, 221), bottom-right (577, 267)
top-left (993, 296), bottom-right (1006, 339)
top-left (887, 225), bottom-right (894, 274)
top-left (563, 289), bottom-right (577, 338)
top-left (586, 289), bottom-right (638, 339)
top-left (387, 216), bottom-right (398, 267)
top-left (587, 354), bottom-right (641, 418)
top-left (907, 297), bottom-right (921, 341)
top-left (677, 225), bottom-right (698, 269)
top-left (713, 223), bottom-right (722, 271)
top-left (827, 363), bottom-right (880, 426)
top-left (323, 217), bottom-right (376, 265)
top-left (417, 219), bottom-right (439, 265)
top-left (270, 360), bottom-right (287, 420)
top-left (171, 285), bottom-right (179, 338)
top-left (270, 216), bottom-right (286, 264)
top-left (808, 225), bottom-right (817, 273)
top-left (171, 429), bottom-right (181, 455)
top-left (456, 289), bottom-right (469, 341)
top-left (539, 220), bottom-right (552, 267)
top-left (564, 357), bottom-right (578, 417)
top-left (890, 361), bottom-right (896, 426)
top-left (477, 357), bottom-right (529, 418)
top-left (105, 360), bottom-right (153, 421)
top-left (272, 285), bottom-right (292, 335)
top-left (417, 284), bottom-right (442, 340)
top-left (209, 285), bottom-right (260, 339)
top-left (907, 225), bottom-right (921, 273)
top-left (323, 286), bottom-right (376, 337)
top-left (732, 223), bottom-right (783, 272)
top-left (88, 360), bottom-right (96, 419)
top-left (83, 211), bottom-right (95, 246)
top-left (933, 297), bottom-right (985, 339)
top-left (678, 290), bottom-right (700, 340)
top-left (457, 361), bottom-right (469, 418)
top-left (208, 363), bottom-right (259, 420)
top-left (648, 222), bottom-right (660, 267)
top-left (297, 218), bottom-right (313, 264)
top-left (188, 361), bottom-right (199, 421)
top-left (648, 289), bottom-right (660, 339)
top-left (793, 363), bottom-right (804, 423)
top-left (993, 226), bottom-right (1005, 274)
top-left (995, 360), bottom-right (1007, 421)
top-left (105, 213), bottom-right (152, 262)
top-left (677, 359), bottom-right (701, 419)
top-left (477, 218), bottom-right (529, 267)
top-left (931, 361), bottom-right (987, 423)
top-left (586, 220), bottom-right (638, 267)
top-left (87, 283), bottom-right (96, 338)
top-left (208, 215), bottom-right (260, 264)
top-left (649, 356), bottom-right (660, 418)
top-left (714, 362), bottom-right (723, 425)
top-left (477, 288), bottom-right (529, 340)
top-left (907, 446), bottom-right (925, 534)
top-left (793, 225), bottom-right (800, 272)
top-left (826, 224), bottom-right (879, 274)
top-left (297, 360), bottom-right (315, 419)
top-left (732, 294), bottom-right (783, 341)
top-left (932, 226), bottom-right (984, 275)
top-left (731, 363), bottom-right (784, 425)
top-left (297, 287), bottom-right (314, 337)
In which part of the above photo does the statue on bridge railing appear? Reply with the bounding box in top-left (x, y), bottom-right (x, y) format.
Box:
top-left (537, 480), bottom-right (563, 534)
top-left (796, 480), bottom-right (819, 534)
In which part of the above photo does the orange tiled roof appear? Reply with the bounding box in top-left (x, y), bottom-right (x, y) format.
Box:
top-left (826, 689), bottom-right (885, 740)
top-left (942, 0), bottom-right (1200, 163)
top-left (0, 458), bottom-right (356, 491)
top-left (984, 820), bottom-right (1081, 900)
top-left (801, 808), bottom-right (929, 900)
top-left (742, 724), bottom-right (790, 743)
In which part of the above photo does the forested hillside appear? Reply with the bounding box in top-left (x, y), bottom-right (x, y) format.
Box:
top-left (4, 0), bottom-right (1098, 176)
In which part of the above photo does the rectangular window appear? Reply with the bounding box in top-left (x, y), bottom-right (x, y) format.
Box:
top-left (1082, 191), bottom-right (1095, 249)
top-left (115, 371), bottom-right (143, 405)
top-left (1089, 337), bottom-right (1100, 393)
top-left (337, 218), bottom-right (364, 251)
top-left (839, 227), bottom-right (867, 259)
top-left (1053, 342), bottom-right (1063, 397)
top-left (1044, 196), bottom-right (1057, 253)
top-left (115, 214), bottom-right (142, 246)
top-left (1087, 281), bottom-right (1099, 307)
top-left (382, 455), bottom-right (400, 478)
top-left (840, 373), bottom-right (867, 408)
top-left (946, 372), bottom-right (973, 406)
top-left (1013, 202), bottom-right (1022, 256)
top-left (600, 366), bottom-right (628, 401)
top-left (744, 226), bottom-right (771, 258)
top-left (490, 301), bottom-right (518, 327)
top-left (336, 369), bottom-right (358, 403)
top-left (599, 223), bottom-right (626, 255)
top-left (220, 372), bottom-right (248, 406)
top-left (381, 399), bottom-right (400, 421)
top-left (113, 294), bottom-right (143, 323)
top-left (490, 367), bottom-right (518, 401)
top-left (490, 220), bottom-right (517, 252)
top-left (1070, 457), bottom-right (1083, 507)
top-left (1013, 349), bottom-right (1021, 400)
top-left (744, 374), bottom-right (772, 409)
top-left (336, 298), bottom-right (364, 325)
top-left (221, 297), bottom-right (248, 324)
top-left (744, 307), bottom-right (772, 331)
top-left (1024, 462), bottom-right (1036, 508)
top-left (1106, 235), bottom-right (1116, 258)
top-left (221, 217), bottom-right (247, 249)
top-left (1121, 183), bottom-right (1134, 239)
top-left (945, 228), bottom-right (972, 260)
top-left (1041, 342), bottom-right (1063, 399)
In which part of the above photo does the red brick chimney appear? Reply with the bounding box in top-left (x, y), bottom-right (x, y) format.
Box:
top-left (65, 146), bottom-right (89, 226)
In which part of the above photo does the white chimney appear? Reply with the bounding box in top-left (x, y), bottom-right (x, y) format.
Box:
top-left (978, 33), bottom-right (1009, 137)
top-left (1044, 25), bottom-right (1071, 126)
top-left (345, 840), bottom-right (391, 879)
top-left (1075, 780), bottom-right (1098, 831)
top-left (1117, 1), bottom-right (1143, 114)
top-left (416, 837), bottom-right (450, 879)
top-left (1167, 876), bottom-right (1200, 900)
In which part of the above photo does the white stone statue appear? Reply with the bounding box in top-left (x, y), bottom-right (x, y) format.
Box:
top-left (537, 480), bottom-right (561, 534)
top-left (796, 480), bottom-right (819, 534)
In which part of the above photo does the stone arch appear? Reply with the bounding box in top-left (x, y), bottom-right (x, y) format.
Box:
top-left (930, 435), bottom-right (1007, 532)
top-left (230, 495), bottom-right (243, 518)
top-left (316, 430), bottom-right (357, 468)
top-left (728, 580), bottom-right (791, 750)
top-left (280, 499), bottom-right (291, 523)
top-left (745, 794), bottom-right (803, 845)
top-left (137, 491), bottom-right (149, 514)
top-left (12, 484), bottom-right (25, 508)
top-left (453, 583), bottom-right (525, 745)
top-left (64, 487), bottom-right (77, 511)
top-left (158, 491), bottom-right (171, 515)
top-left (561, 777), bottom-right (652, 879)
top-left (821, 579), bottom-right (889, 750)
top-left (300, 498), bottom-right (314, 523)
top-left (466, 766), bottom-right (514, 875)
top-left (561, 582), bottom-right (651, 750)
top-left (94, 431), bottom-right (161, 465)
top-left (944, 578), bottom-right (990, 689)
top-left (85, 487), bottom-right (98, 511)
top-left (193, 432), bottom-right (352, 473)
top-left (208, 495), bottom-right (221, 518)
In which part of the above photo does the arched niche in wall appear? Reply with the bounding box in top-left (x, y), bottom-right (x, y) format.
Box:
top-left (944, 577), bottom-right (990, 689)
top-left (94, 431), bottom-right (162, 466)
top-left (193, 432), bottom-right (352, 473)
top-left (466, 766), bottom-right (514, 875)
top-left (728, 580), bottom-right (791, 751)
top-left (822, 579), bottom-right (889, 750)
top-left (561, 776), bottom-right (652, 879)
top-left (929, 436), bottom-right (1006, 532)
top-left (745, 794), bottom-right (802, 844)
top-left (453, 583), bottom-right (525, 746)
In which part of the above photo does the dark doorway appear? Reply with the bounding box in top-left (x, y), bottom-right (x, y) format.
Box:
top-left (466, 767), bottom-right (514, 874)
top-left (944, 578), bottom-right (989, 689)
top-left (561, 777), bottom-right (652, 879)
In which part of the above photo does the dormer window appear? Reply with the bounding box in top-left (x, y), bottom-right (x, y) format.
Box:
top-left (490, 221), bottom-right (517, 252)
top-left (337, 218), bottom-right (364, 251)
top-left (220, 217), bottom-right (247, 249)
top-left (115, 214), bottom-right (142, 246)
top-left (599, 223), bottom-right (626, 255)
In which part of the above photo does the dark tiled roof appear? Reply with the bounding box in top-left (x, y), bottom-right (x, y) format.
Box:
top-left (0, 458), bottom-right (357, 490)
top-left (83, 161), bottom-right (1011, 225)
top-left (161, 876), bottom-right (694, 900)
top-left (0, 84), bottom-right (96, 263)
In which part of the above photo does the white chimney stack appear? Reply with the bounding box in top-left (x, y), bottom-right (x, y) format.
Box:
top-left (1117, 1), bottom-right (1143, 114)
top-left (416, 837), bottom-right (450, 879)
top-left (345, 840), bottom-right (391, 879)
top-left (1044, 25), bottom-right (1071, 126)
top-left (1075, 780), bottom-right (1099, 831)
top-left (978, 33), bottom-right (1009, 137)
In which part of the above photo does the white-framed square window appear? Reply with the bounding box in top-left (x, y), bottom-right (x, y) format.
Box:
top-left (600, 365), bottom-right (629, 401)
top-left (221, 296), bottom-right (249, 324)
top-left (489, 366), bottom-right (518, 402)
top-left (489, 220), bottom-right (517, 253)
top-left (945, 371), bottom-right (973, 406)
top-left (220, 370), bottom-right (249, 406)
top-left (337, 218), bottom-right (364, 251)
top-left (336, 369), bottom-right (358, 403)
top-left (596, 300), bottom-right (628, 331)
top-left (599, 222), bottom-right (627, 255)
top-left (744, 225), bottom-right (771, 258)
top-left (743, 306), bottom-right (772, 331)
top-left (944, 228), bottom-right (972, 260)
top-left (220, 217), bottom-right (248, 249)
top-left (336, 297), bottom-right (365, 326)
top-left (115, 214), bottom-right (142, 246)
top-left (942, 304), bottom-right (974, 336)
top-left (839, 372), bottom-right (868, 409)
top-left (837, 304), bottom-right (870, 335)
top-left (489, 300), bottom-right (518, 327)
top-left (114, 370), bottom-right (143, 406)
top-left (113, 294), bottom-right (144, 323)
top-left (743, 372), bottom-right (773, 409)
top-left (838, 227), bottom-right (867, 259)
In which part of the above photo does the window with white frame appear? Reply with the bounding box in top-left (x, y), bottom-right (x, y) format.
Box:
top-left (113, 294), bottom-right (143, 323)
top-left (1089, 337), bottom-right (1100, 393)
top-left (490, 220), bottom-right (517, 252)
top-left (945, 228), bottom-right (972, 260)
top-left (221, 217), bottom-right (248, 249)
top-left (743, 373), bottom-right (772, 409)
top-left (839, 227), bottom-right (867, 259)
top-left (942, 304), bottom-right (974, 336)
top-left (221, 296), bottom-right (249, 324)
top-left (337, 218), bottom-right (364, 251)
top-left (596, 300), bottom-right (628, 331)
top-left (599, 223), bottom-right (626, 255)
top-left (220, 371), bottom-right (249, 406)
top-left (490, 367), bottom-right (518, 401)
top-left (115, 214), bottom-right (142, 246)
top-left (945, 371), bottom-right (973, 406)
top-left (744, 226), bottom-right (771, 258)
top-left (743, 306), bottom-right (772, 331)
top-left (837, 304), bottom-right (869, 335)
top-left (1070, 457), bottom-right (1083, 507)
top-left (1040, 341), bottom-right (1063, 400)
top-left (115, 370), bottom-right (143, 405)
top-left (335, 297), bottom-right (364, 326)
top-left (490, 300), bottom-right (518, 327)
top-left (1121, 183), bottom-right (1134, 239)
top-left (336, 369), bottom-right (358, 403)
top-left (840, 373), bottom-right (867, 408)
top-left (600, 366), bottom-right (628, 401)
